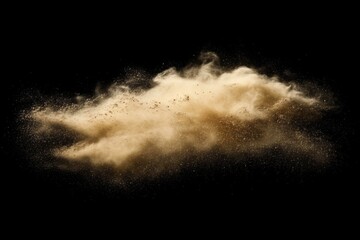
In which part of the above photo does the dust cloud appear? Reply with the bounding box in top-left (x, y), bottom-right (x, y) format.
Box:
top-left (28, 53), bottom-right (331, 176)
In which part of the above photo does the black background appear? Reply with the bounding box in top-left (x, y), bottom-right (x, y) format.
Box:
top-left (3, 5), bottom-right (358, 215)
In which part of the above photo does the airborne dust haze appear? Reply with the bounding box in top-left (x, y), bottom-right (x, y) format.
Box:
top-left (27, 53), bottom-right (332, 178)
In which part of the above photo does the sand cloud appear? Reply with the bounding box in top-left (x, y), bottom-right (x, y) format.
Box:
top-left (28, 53), bottom-right (331, 176)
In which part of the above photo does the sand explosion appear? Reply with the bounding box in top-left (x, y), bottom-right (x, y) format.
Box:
top-left (28, 53), bottom-right (331, 175)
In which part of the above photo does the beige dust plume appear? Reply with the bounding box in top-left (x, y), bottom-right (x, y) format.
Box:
top-left (29, 53), bottom-right (330, 171)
